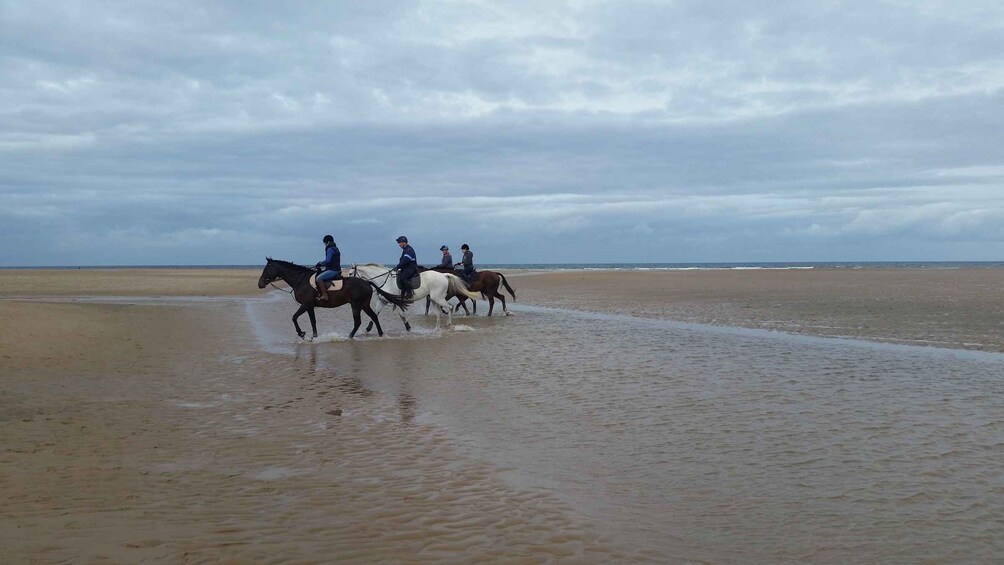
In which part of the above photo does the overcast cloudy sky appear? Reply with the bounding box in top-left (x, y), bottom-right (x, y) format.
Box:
top-left (2, 1), bottom-right (1002, 266)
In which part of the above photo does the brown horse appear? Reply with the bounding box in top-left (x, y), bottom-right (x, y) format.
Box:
top-left (258, 257), bottom-right (409, 339)
top-left (421, 267), bottom-right (516, 316)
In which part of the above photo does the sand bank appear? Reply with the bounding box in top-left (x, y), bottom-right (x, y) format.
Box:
top-left (0, 268), bottom-right (262, 297)
top-left (3, 266), bottom-right (1000, 352)
top-left (508, 268), bottom-right (1004, 352)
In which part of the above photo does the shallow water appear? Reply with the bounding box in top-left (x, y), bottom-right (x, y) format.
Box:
top-left (18, 292), bottom-right (996, 562)
top-left (243, 290), bottom-right (1004, 563)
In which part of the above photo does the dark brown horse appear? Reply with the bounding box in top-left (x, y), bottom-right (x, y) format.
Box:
top-left (258, 258), bottom-right (409, 339)
top-left (421, 267), bottom-right (516, 316)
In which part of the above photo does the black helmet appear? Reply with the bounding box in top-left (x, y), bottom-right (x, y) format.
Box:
top-left (461, 243), bottom-right (469, 250)
top-left (322, 235), bottom-right (334, 244)
top-left (439, 245), bottom-right (449, 251)
top-left (396, 235), bottom-right (408, 243)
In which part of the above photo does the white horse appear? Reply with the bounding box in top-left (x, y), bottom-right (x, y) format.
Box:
top-left (346, 263), bottom-right (481, 331)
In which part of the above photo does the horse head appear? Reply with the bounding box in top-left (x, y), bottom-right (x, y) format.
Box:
top-left (258, 256), bottom-right (277, 289)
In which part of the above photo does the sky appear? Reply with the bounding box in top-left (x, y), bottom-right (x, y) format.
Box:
top-left (2, 0), bottom-right (1003, 266)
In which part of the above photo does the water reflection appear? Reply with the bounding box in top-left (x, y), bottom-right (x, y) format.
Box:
top-left (397, 393), bottom-right (417, 424)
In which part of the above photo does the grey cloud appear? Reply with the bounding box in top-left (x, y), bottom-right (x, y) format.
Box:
top-left (1, 1), bottom-right (1002, 265)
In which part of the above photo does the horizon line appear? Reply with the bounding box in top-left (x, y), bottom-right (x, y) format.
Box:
top-left (2, 260), bottom-right (1003, 269)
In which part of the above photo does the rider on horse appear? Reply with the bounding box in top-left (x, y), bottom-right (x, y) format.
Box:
top-left (438, 245), bottom-right (453, 268)
top-left (455, 243), bottom-right (476, 283)
top-left (395, 235), bottom-right (418, 299)
top-left (314, 234), bottom-right (342, 302)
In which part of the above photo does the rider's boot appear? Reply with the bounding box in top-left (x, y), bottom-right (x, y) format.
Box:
top-left (316, 279), bottom-right (329, 302)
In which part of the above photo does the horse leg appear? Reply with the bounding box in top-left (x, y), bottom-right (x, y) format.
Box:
top-left (487, 294), bottom-right (495, 316)
top-left (425, 296), bottom-right (431, 315)
top-left (493, 292), bottom-right (509, 315)
top-left (363, 302), bottom-right (384, 337)
top-left (399, 310), bottom-right (411, 332)
top-left (366, 296), bottom-right (385, 333)
top-left (307, 307), bottom-right (318, 338)
top-left (292, 304), bottom-right (309, 339)
top-left (432, 295), bottom-right (453, 328)
top-left (349, 303), bottom-right (362, 339)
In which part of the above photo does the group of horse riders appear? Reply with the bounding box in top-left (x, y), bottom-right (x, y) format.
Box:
top-left (313, 234), bottom-right (476, 302)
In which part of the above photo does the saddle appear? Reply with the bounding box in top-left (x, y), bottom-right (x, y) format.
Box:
top-left (309, 273), bottom-right (344, 292)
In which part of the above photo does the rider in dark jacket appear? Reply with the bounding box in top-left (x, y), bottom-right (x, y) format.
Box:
top-left (455, 243), bottom-right (475, 283)
top-left (438, 245), bottom-right (453, 268)
top-left (395, 235), bottom-right (418, 298)
top-left (314, 235), bottom-right (342, 301)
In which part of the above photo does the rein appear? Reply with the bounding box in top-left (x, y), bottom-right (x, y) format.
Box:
top-left (353, 265), bottom-right (395, 286)
top-left (270, 282), bottom-right (293, 294)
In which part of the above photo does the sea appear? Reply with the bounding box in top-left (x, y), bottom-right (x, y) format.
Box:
top-left (10, 261), bottom-right (1004, 270)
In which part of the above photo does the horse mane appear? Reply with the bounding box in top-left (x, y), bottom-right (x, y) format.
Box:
top-left (270, 258), bottom-right (312, 271)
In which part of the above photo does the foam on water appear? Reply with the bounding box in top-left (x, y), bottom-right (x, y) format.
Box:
top-left (307, 331), bottom-right (352, 343)
top-left (171, 401), bottom-right (221, 409)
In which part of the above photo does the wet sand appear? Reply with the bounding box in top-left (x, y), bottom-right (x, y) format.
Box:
top-left (4, 266), bottom-right (1001, 351)
top-left (1, 296), bottom-right (630, 563)
top-left (510, 268), bottom-right (1004, 352)
top-left (0, 268), bottom-right (261, 297)
top-left (2, 267), bottom-right (1003, 562)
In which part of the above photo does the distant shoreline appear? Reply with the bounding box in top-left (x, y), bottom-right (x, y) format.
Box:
top-left (2, 261), bottom-right (1003, 270)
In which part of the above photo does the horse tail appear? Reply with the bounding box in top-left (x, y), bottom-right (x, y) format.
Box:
top-left (446, 274), bottom-right (482, 302)
top-left (495, 272), bottom-right (516, 299)
top-left (367, 280), bottom-right (410, 311)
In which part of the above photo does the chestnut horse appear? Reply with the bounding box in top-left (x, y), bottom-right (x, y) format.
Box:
top-left (422, 267), bottom-right (516, 316)
top-left (257, 258), bottom-right (409, 339)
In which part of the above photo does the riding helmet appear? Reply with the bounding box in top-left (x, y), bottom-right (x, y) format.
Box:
top-left (396, 235), bottom-right (408, 243)
top-left (323, 234), bottom-right (334, 244)
top-left (440, 245), bottom-right (449, 251)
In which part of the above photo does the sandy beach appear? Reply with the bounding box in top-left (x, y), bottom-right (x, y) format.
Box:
top-left (2, 267), bottom-right (1003, 562)
top-left (0, 268), bottom-right (263, 298)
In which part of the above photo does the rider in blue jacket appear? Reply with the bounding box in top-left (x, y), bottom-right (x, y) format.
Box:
top-left (395, 235), bottom-right (418, 298)
top-left (314, 234), bottom-right (341, 301)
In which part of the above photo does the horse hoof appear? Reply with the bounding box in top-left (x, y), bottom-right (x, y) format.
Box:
top-left (297, 332), bottom-right (306, 340)
top-left (405, 323), bottom-right (412, 332)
